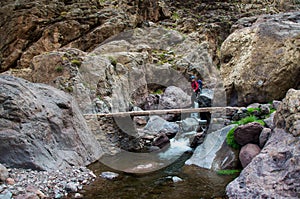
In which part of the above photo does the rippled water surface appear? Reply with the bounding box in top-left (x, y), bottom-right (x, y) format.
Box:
top-left (83, 152), bottom-right (237, 199)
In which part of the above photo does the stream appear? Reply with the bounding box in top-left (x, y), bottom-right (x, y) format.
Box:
top-left (82, 95), bottom-right (237, 198)
top-left (83, 151), bottom-right (237, 199)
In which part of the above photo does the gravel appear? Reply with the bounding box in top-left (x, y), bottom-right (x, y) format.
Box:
top-left (0, 166), bottom-right (97, 199)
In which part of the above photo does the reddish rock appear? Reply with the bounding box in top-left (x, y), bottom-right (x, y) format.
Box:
top-left (234, 122), bottom-right (263, 146)
top-left (152, 133), bottom-right (170, 148)
top-left (6, 177), bottom-right (15, 185)
top-left (239, 143), bottom-right (261, 168)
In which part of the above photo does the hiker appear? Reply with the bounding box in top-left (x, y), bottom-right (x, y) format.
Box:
top-left (190, 75), bottom-right (201, 97)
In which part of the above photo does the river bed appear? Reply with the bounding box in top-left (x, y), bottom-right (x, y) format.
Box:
top-left (82, 152), bottom-right (237, 199)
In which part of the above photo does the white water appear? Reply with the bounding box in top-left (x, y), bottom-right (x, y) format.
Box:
top-left (158, 137), bottom-right (193, 160)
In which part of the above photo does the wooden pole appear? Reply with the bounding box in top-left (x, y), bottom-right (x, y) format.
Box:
top-left (83, 107), bottom-right (240, 118)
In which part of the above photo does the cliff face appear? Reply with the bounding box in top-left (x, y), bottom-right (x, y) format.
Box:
top-left (1, 0), bottom-right (298, 72)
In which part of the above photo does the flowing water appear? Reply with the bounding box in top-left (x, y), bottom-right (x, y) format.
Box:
top-left (82, 135), bottom-right (238, 199)
top-left (82, 96), bottom-right (237, 198)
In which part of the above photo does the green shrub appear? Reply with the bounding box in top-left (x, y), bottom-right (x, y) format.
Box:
top-left (71, 59), bottom-right (82, 67)
top-left (226, 126), bottom-right (240, 149)
top-left (171, 12), bottom-right (180, 21)
top-left (55, 65), bottom-right (64, 72)
top-left (247, 107), bottom-right (261, 114)
top-left (217, 169), bottom-right (241, 175)
top-left (232, 115), bottom-right (257, 125)
top-left (152, 89), bottom-right (164, 95)
top-left (108, 56), bottom-right (117, 66)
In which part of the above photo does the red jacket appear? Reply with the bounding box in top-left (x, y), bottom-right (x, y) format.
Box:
top-left (191, 81), bottom-right (199, 92)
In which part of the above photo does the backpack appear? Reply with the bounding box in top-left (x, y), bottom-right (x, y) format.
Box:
top-left (197, 79), bottom-right (203, 89)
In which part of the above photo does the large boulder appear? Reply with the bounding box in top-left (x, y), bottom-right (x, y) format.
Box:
top-left (159, 86), bottom-right (191, 109)
top-left (226, 89), bottom-right (300, 198)
top-left (220, 12), bottom-right (300, 106)
top-left (0, 75), bottom-right (102, 171)
top-left (185, 124), bottom-right (238, 170)
top-left (234, 122), bottom-right (264, 146)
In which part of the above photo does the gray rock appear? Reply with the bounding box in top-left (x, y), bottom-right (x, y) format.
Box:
top-left (100, 171), bottom-right (119, 180)
top-left (272, 100), bottom-right (282, 110)
top-left (259, 128), bottom-right (272, 148)
top-left (65, 182), bottom-right (78, 193)
top-left (259, 104), bottom-right (270, 115)
top-left (159, 86), bottom-right (191, 109)
top-left (143, 116), bottom-right (179, 135)
top-left (263, 112), bottom-right (275, 129)
top-left (239, 143), bottom-right (261, 168)
top-left (181, 117), bottom-right (199, 132)
top-left (234, 122), bottom-right (264, 146)
top-left (0, 164), bottom-right (8, 182)
top-left (0, 75), bottom-right (103, 171)
top-left (274, 89), bottom-right (300, 136)
top-left (0, 191), bottom-right (13, 199)
top-left (185, 124), bottom-right (237, 170)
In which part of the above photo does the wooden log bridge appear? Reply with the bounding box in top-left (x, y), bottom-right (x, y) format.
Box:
top-left (83, 106), bottom-right (241, 118)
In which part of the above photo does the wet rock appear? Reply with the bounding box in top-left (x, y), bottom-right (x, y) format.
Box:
top-left (239, 143), bottom-right (261, 168)
top-left (259, 128), bottom-right (272, 148)
top-left (197, 89), bottom-right (213, 107)
top-left (143, 116), bottom-right (179, 135)
top-left (165, 176), bottom-right (183, 183)
top-left (152, 133), bottom-right (170, 149)
top-left (181, 117), bottom-right (199, 132)
top-left (0, 164), bottom-right (8, 182)
top-left (74, 193), bottom-right (83, 198)
top-left (190, 132), bottom-right (206, 149)
top-left (100, 171), bottom-right (119, 180)
top-left (234, 122), bottom-right (264, 146)
top-left (212, 140), bottom-right (240, 170)
top-left (185, 124), bottom-right (237, 170)
top-left (0, 191), bottom-right (13, 199)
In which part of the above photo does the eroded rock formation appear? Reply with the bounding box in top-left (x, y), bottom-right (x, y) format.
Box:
top-left (0, 75), bottom-right (102, 171)
top-left (220, 11), bottom-right (300, 106)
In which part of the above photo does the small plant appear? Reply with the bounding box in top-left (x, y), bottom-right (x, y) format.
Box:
top-left (65, 86), bottom-right (73, 93)
top-left (217, 169), bottom-right (241, 175)
top-left (226, 126), bottom-right (240, 149)
top-left (171, 12), bottom-right (180, 21)
top-left (247, 107), bottom-right (261, 114)
top-left (71, 59), bottom-right (82, 67)
top-left (108, 56), bottom-right (117, 67)
top-left (152, 89), bottom-right (164, 95)
top-left (55, 65), bottom-right (64, 72)
top-left (60, 11), bottom-right (68, 17)
top-left (232, 115), bottom-right (257, 125)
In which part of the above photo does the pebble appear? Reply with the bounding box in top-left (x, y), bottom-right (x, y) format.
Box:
top-left (0, 166), bottom-right (96, 198)
top-left (100, 171), bottom-right (119, 180)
